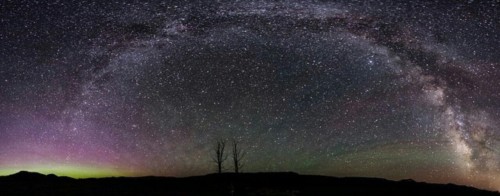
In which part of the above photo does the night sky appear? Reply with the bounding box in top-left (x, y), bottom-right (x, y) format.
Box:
top-left (1, 0), bottom-right (499, 191)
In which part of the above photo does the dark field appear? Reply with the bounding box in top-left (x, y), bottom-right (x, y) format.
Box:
top-left (1, 171), bottom-right (498, 196)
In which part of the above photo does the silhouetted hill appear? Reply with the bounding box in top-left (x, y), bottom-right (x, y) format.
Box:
top-left (8, 171), bottom-right (49, 180)
top-left (5, 171), bottom-right (73, 182)
top-left (0, 171), bottom-right (498, 196)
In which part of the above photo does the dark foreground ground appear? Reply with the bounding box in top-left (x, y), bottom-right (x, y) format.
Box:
top-left (0, 171), bottom-right (498, 196)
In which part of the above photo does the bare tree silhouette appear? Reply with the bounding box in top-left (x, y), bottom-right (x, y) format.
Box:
top-left (212, 140), bottom-right (228, 173)
top-left (232, 139), bottom-right (246, 173)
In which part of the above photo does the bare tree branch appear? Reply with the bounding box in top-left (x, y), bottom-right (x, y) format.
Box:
top-left (212, 140), bottom-right (227, 173)
top-left (232, 139), bottom-right (246, 173)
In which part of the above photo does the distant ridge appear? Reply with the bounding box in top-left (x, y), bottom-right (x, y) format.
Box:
top-left (8, 170), bottom-right (45, 177)
top-left (5, 171), bottom-right (72, 181)
top-left (0, 171), bottom-right (498, 196)
top-left (8, 171), bottom-right (54, 179)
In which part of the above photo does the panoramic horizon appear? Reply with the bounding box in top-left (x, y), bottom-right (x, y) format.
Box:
top-left (1, 0), bottom-right (499, 192)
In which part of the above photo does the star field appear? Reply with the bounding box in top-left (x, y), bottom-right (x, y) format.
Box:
top-left (1, 0), bottom-right (499, 191)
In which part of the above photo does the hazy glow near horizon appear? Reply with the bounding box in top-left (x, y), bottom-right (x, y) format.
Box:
top-left (0, 164), bottom-right (129, 178)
